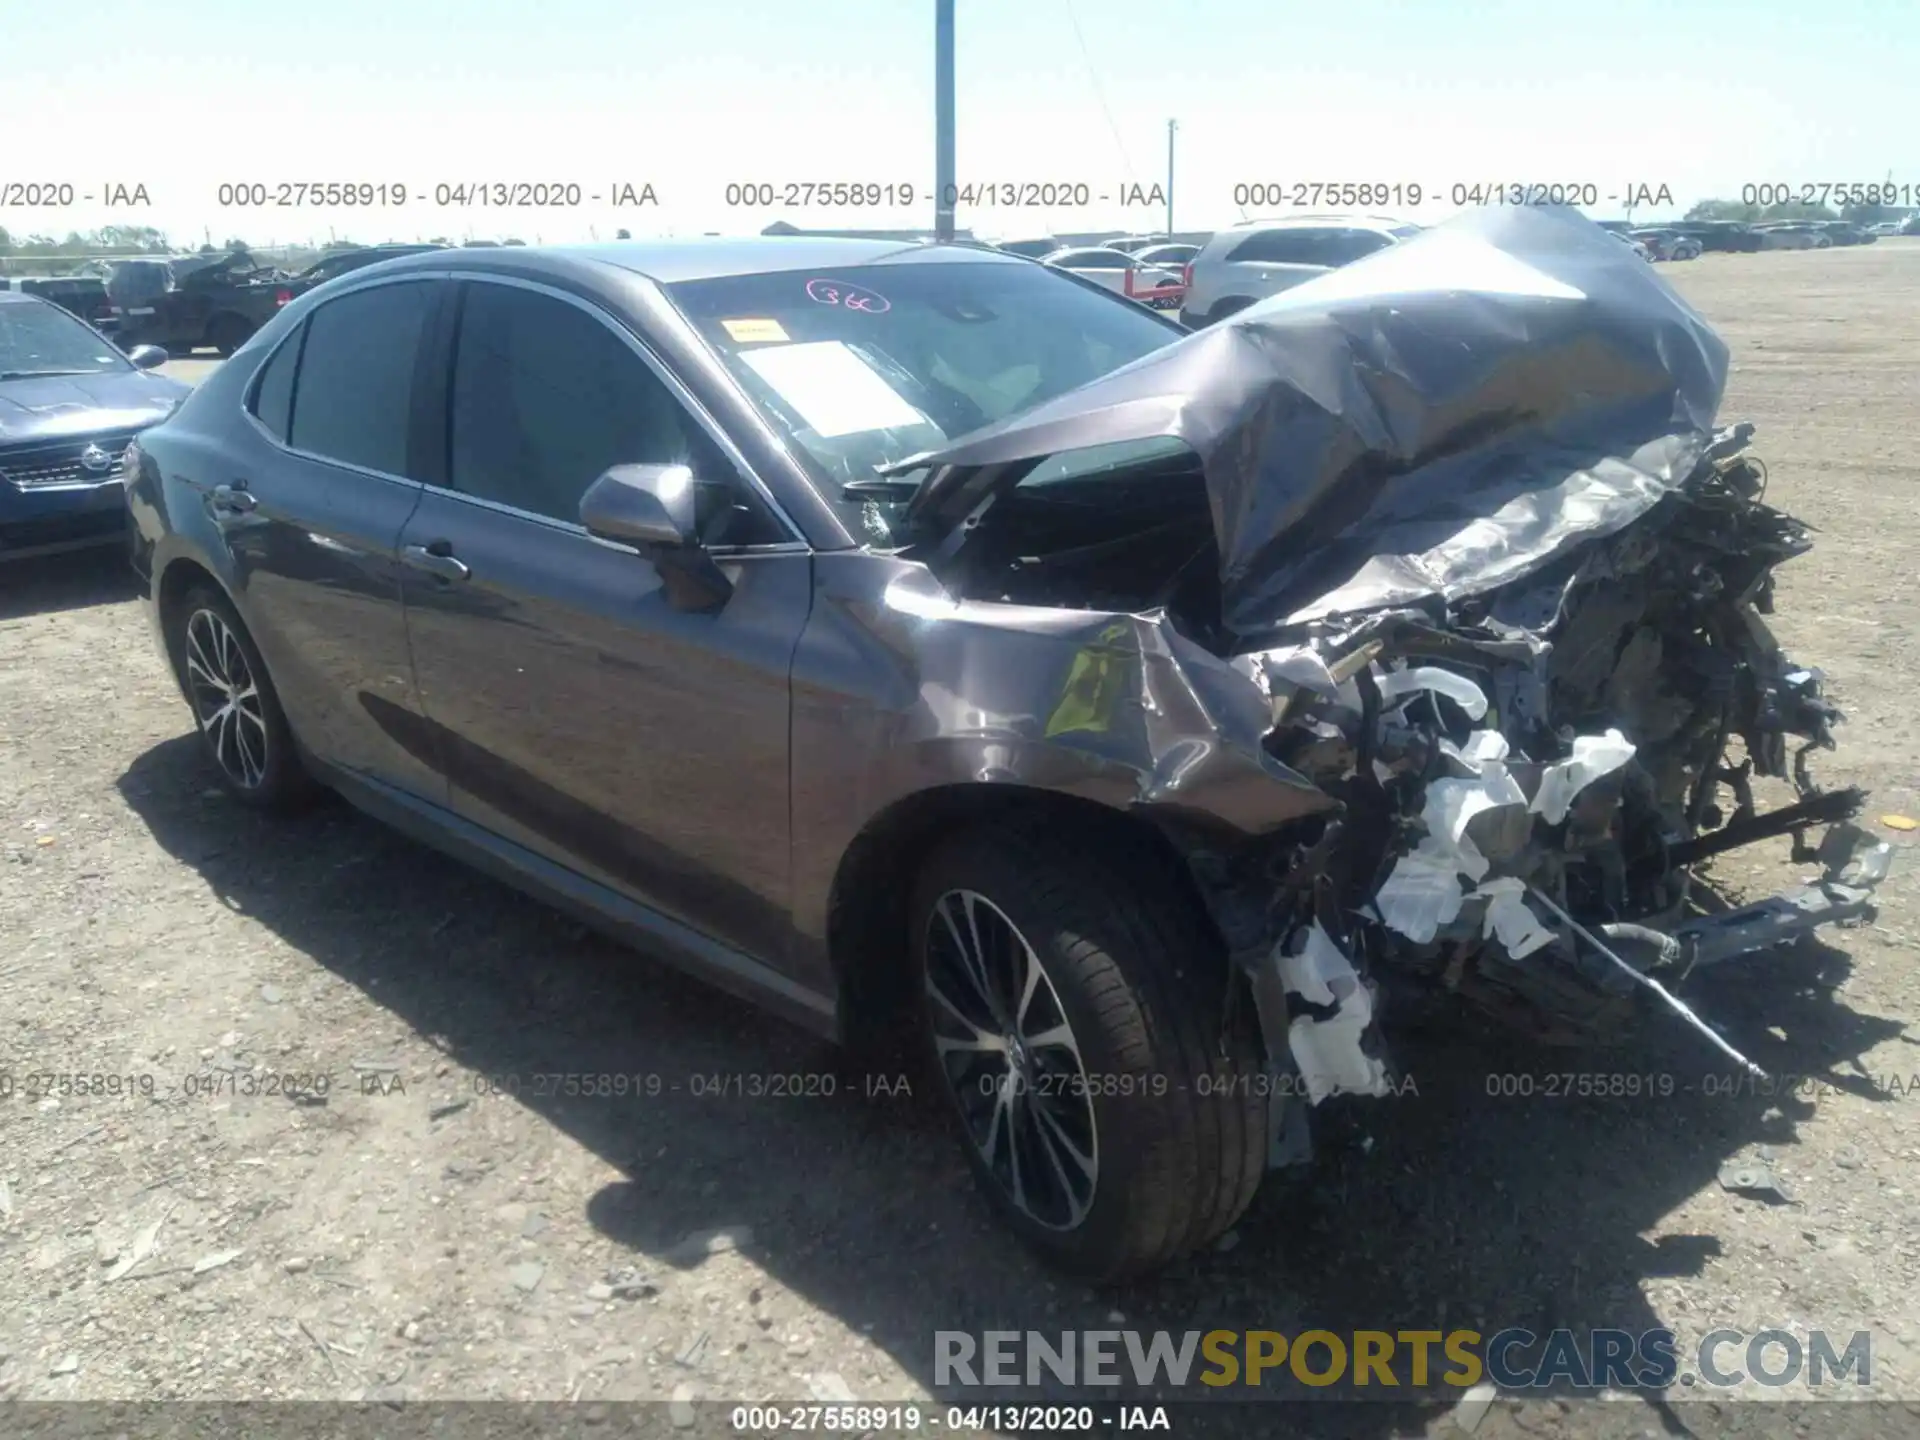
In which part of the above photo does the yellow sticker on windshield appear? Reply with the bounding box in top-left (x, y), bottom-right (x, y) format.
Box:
top-left (722, 317), bottom-right (789, 343)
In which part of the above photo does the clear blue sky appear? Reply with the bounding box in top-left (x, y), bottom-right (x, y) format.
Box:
top-left (3, 0), bottom-right (1914, 245)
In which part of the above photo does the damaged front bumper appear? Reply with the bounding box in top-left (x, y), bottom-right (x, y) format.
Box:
top-left (1205, 430), bottom-right (1896, 1158)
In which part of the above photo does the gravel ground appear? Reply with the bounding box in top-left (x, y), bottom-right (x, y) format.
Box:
top-left (3, 244), bottom-right (1919, 1439)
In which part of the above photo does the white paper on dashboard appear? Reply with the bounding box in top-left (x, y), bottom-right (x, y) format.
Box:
top-left (740, 340), bottom-right (930, 438)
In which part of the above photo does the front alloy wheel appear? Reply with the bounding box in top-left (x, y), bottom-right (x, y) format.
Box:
top-left (183, 607), bottom-right (269, 789)
top-left (925, 889), bottom-right (1099, 1231)
top-left (911, 822), bottom-right (1269, 1280)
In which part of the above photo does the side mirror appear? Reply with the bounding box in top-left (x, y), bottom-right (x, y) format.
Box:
top-left (126, 344), bottom-right (168, 371)
top-left (579, 463), bottom-right (698, 548)
top-left (578, 463), bottom-right (734, 613)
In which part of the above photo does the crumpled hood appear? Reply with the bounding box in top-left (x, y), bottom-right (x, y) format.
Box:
top-left (0, 369), bottom-right (190, 443)
top-left (896, 205), bottom-right (1729, 641)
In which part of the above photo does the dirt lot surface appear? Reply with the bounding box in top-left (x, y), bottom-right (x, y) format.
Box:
top-left (3, 243), bottom-right (1919, 1439)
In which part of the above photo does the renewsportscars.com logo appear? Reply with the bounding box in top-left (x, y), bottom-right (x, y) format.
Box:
top-left (934, 1327), bottom-right (1873, 1393)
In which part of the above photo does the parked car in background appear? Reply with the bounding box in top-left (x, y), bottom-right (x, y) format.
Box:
top-left (0, 274), bottom-right (117, 332)
top-left (1753, 223), bottom-right (1817, 250)
top-left (1816, 221), bottom-right (1873, 246)
top-left (0, 292), bottom-right (189, 560)
top-left (1669, 221), bottom-right (1763, 253)
top-left (1630, 229), bottom-right (1703, 261)
top-left (109, 250), bottom-right (298, 357)
top-left (1867, 221), bottom-right (1904, 236)
top-left (281, 244), bottom-right (448, 298)
top-left (1178, 216), bottom-right (1422, 327)
top-left (1131, 242), bottom-right (1200, 270)
top-left (1040, 246), bottom-right (1183, 308)
top-left (1610, 231), bottom-right (1653, 261)
top-left (1903, 216), bottom-right (1920, 237)
top-left (992, 238), bottom-right (1061, 259)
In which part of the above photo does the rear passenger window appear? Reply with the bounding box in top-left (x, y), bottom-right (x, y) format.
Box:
top-left (249, 323), bottom-right (302, 442)
top-left (288, 281), bottom-right (432, 476)
top-left (1226, 231), bottom-right (1323, 266)
top-left (1325, 230), bottom-right (1391, 266)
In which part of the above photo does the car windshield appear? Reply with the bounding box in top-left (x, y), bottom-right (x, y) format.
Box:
top-left (667, 258), bottom-right (1185, 540)
top-left (0, 300), bottom-right (127, 378)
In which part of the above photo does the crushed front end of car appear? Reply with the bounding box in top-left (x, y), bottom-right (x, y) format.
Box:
top-left (1225, 425), bottom-right (1893, 1107)
top-left (888, 203), bottom-right (1893, 1162)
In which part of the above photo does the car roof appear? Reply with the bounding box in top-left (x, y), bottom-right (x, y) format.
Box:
top-left (0, 289), bottom-right (61, 306)
top-left (371, 236), bottom-right (1033, 285)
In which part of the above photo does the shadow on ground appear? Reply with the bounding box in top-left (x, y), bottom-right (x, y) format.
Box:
top-left (118, 734), bottom-right (1905, 1438)
top-left (0, 546), bottom-right (141, 620)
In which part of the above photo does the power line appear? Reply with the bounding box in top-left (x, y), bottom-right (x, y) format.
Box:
top-left (1061, 0), bottom-right (1136, 183)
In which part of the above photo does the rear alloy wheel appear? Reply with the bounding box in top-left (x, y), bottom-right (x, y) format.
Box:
top-left (170, 586), bottom-right (315, 811)
top-left (911, 821), bottom-right (1267, 1280)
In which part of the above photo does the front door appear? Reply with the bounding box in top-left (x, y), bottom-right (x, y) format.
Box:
top-left (397, 277), bottom-right (810, 970)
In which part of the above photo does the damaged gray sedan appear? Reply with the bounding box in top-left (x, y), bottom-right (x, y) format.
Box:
top-left (130, 207), bottom-right (1891, 1281)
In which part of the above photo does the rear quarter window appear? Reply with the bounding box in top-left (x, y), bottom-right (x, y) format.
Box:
top-left (248, 322), bottom-right (303, 442)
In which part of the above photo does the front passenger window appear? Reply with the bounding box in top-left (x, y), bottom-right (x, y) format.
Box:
top-left (448, 282), bottom-right (784, 546)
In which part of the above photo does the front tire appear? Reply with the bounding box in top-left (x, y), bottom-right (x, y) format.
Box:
top-left (167, 585), bottom-right (315, 812)
top-left (910, 820), bottom-right (1267, 1280)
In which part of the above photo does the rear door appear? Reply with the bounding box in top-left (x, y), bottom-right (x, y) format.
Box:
top-left (396, 275), bottom-right (812, 968)
top-left (219, 275), bottom-right (447, 801)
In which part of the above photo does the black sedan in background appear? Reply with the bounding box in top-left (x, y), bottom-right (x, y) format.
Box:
top-left (0, 292), bottom-right (188, 560)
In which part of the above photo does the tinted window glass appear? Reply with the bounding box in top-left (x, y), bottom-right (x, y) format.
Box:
top-left (250, 323), bottom-right (301, 441)
top-left (448, 282), bottom-right (782, 544)
top-left (288, 282), bottom-right (431, 475)
top-left (1227, 230), bottom-right (1324, 265)
top-left (1325, 230), bottom-right (1391, 266)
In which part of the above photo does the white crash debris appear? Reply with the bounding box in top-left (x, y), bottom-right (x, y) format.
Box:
top-left (1373, 719), bottom-right (1526, 941)
top-left (1476, 876), bottom-right (1554, 959)
top-left (1529, 727), bottom-right (1636, 824)
top-left (1276, 923), bottom-right (1393, 1103)
top-left (1370, 705), bottom-right (1630, 959)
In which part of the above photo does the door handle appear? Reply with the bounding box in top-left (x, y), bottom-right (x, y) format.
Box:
top-left (210, 483), bottom-right (256, 514)
top-left (401, 542), bottom-right (471, 582)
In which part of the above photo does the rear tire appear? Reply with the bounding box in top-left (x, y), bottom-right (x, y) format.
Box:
top-left (208, 314), bottom-right (255, 357)
top-left (166, 585), bottom-right (316, 813)
top-left (910, 819), bottom-right (1267, 1280)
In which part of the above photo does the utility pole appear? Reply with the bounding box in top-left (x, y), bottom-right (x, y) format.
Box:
top-left (934, 0), bottom-right (955, 241)
top-left (1166, 119), bottom-right (1177, 237)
